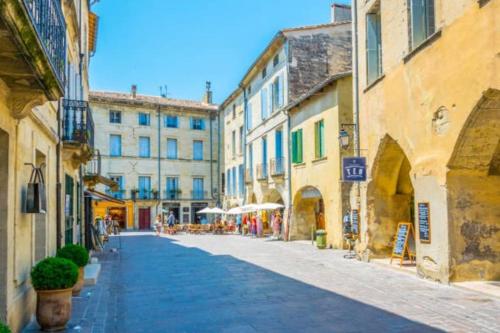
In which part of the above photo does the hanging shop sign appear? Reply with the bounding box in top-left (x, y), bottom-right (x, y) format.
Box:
top-left (342, 157), bottom-right (366, 182)
top-left (25, 164), bottom-right (46, 214)
top-left (418, 202), bottom-right (431, 243)
top-left (351, 209), bottom-right (359, 236)
top-left (390, 222), bottom-right (416, 267)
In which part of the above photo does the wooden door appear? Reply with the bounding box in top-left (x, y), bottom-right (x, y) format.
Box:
top-left (138, 208), bottom-right (151, 230)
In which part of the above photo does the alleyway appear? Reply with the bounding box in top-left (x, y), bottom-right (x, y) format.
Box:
top-left (36, 233), bottom-right (500, 333)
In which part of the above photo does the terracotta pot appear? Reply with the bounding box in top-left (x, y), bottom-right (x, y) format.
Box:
top-left (72, 267), bottom-right (84, 296)
top-left (36, 288), bottom-right (73, 331)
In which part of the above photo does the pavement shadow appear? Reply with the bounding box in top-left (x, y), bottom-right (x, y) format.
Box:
top-left (105, 235), bottom-right (445, 333)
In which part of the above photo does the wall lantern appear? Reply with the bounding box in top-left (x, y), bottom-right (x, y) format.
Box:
top-left (339, 128), bottom-right (350, 149)
top-left (25, 163), bottom-right (47, 214)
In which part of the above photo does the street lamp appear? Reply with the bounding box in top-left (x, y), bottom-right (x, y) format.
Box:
top-left (339, 128), bottom-right (350, 149)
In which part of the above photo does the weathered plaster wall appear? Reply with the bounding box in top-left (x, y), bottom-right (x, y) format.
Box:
top-left (354, 0), bottom-right (500, 282)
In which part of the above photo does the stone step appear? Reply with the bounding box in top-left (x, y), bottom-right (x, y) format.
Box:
top-left (84, 263), bottom-right (101, 285)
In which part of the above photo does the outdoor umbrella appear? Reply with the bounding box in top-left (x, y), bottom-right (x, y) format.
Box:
top-left (258, 203), bottom-right (285, 210)
top-left (197, 207), bottom-right (213, 214)
top-left (226, 207), bottom-right (243, 215)
top-left (240, 204), bottom-right (259, 213)
top-left (210, 207), bottom-right (226, 214)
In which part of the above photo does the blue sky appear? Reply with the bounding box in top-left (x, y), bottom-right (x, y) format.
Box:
top-left (90, 0), bottom-right (351, 104)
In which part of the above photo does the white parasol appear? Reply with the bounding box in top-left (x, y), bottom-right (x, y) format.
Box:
top-left (226, 207), bottom-right (243, 215)
top-left (210, 207), bottom-right (226, 214)
top-left (257, 203), bottom-right (285, 210)
top-left (196, 207), bottom-right (213, 214)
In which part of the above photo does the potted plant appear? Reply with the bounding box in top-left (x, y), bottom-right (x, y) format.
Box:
top-left (151, 188), bottom-right (159, 200)
top-left (131, 188), bottom-right (138, 201)
top-left (31, 257), bottom-right (78, 331)
top-left (56, 244), bottom-right (89, 296)
top-left (0, 321), bottom-right (11, 333)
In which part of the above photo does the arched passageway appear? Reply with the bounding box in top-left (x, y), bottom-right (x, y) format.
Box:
top-left (0, 128), bottom-right (9, 322)
top-left (367, 135), bottom-right (415, 256)
top-left (291, 186), bottom-right (324, 240)
top-left (263, 188), bottom-right (284, 205)
top-left (447, 89), bottom-right (500, 281)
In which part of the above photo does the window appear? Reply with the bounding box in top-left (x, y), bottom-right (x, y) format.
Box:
top-left (109, 135), bottom-right (122, 157)
top-left (138, 112), bottom-right (150, 126)
top-left (292, 129), bottom-right (303, 164)
top-left (192, 178), bottom-right (204, 199)
top-left (193, 140), bottom-right (203, 160)
top-left (166, 177), bottom-right (179, 199)
top-left (262, 67), bottom-right (267, 79)
top-left (314, 120), bottom-right (325, 159)
top-left (232, 105), bottom-right (236, 119)
top-left (190, 117), bottom-right (205, 130)
top-left (272, 75), bottom-right (284, 110)
top-left (366, 8), bottom-right (382, 84)
top-left (275, 129), bottom-right (283, 159)
top-left (410, 0), bottom-right (435, 49)
top-left (261, 87), bottom-right (268, 120)
top-left (248, 143), bottom-right (253, 177)
top-left (109, 110), bottom-right (121, 124)
top-left (232, 130), bottom-right (236, 158)
top-left (232, 166), bottom-right (237, 196)
top-left (164, 115), bottom-right (178, 128)
top-left (273, 54), bottom-right (279, 67)
top-left (138, 176), bottom-right (151, 199)
top-left (108, 176), bottom-right (124, 199)
top-left (239, 126), bottom-right (244, 155)
top-left (238, 164), bottom-right (244, 195)
top-left (226, 169), bottom-right (231, 195)
top-left (138, 137), bottom-right (150, 158)
top-left (246, 102), bottom-right (253, 131)
top-left (262, 137), bottom-right (268, 167)
top-left (167, 138), bottom-right (178, 159)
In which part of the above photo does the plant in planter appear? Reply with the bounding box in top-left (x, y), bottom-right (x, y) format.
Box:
top-left (56, 244), bottom-right (89, 296)
top-left (151, 188), bottom-right (159, 199)
top-left (31, 257), bottom-right (78, 331)
top-left (0, 321), bottom-right (11, 333)
top-left (131, 188), bottom-right (138, 201)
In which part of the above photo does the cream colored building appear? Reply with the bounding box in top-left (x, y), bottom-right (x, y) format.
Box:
top-left (0, 0), bottom-right (98, 331)
top-left (288, 73), bottom-right (353, 248)
top-left (352, 0), bottom-right (499, 282)
top-left (90, 88), bottom-right (221, 229)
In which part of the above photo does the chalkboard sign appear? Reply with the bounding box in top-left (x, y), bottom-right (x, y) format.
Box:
top-left (351, 209), bottom-right (359, 235)
top-left (418, 202), bottom-right (431, 243)
top-left (390, 222), bottom-right (416, 267)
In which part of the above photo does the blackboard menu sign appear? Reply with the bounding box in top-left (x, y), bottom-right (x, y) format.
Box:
top-left (418, 202), bottom-right (431, 243)
top-left (351, 209), bottom-right (359, 235)
top-left (393, 223), bottom-right (408, 256)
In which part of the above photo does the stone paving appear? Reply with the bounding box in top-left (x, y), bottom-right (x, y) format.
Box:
top-left (25, 232), bottom-right (500, 332)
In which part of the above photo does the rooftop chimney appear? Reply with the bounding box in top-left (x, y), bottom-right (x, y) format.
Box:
top-left (331, 3), bottom-right (351, 23)
top-left (203, 81), bottom-right (213, 104)
top-left (131, 84), bottom-right (137, 98)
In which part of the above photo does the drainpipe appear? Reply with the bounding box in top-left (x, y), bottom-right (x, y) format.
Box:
top-left (285, 40), bottom-right (292, 241)
top-left (56, 100), bottom-right (62, 249)
top-left (216, 110), bottom-right (221, 206)
top-left (352, 1), bottom-right (360, 158)
top-left (156, 104), bottom-right (161, 215)
top-left (242, 84), bottom-right (247, 205)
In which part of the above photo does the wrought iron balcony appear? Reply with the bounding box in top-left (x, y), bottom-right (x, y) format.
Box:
top-left (23, 0), bottom-right (66, 88)
top-left (270, 157), bottom-right (285, 177)
top-left (84, 150), bottom-right (102, 177)
top-left (105, 189), bottom-right (126, 200)
top-left (191, 190), bottom-right (208, 200)
top-left (62, 99), bottom-right (94, 148)
top-left (164, 190), bottom-right (182, 200)
top-left (245, 168), bottom-right (253, 184)
top-left (256, 164), bottom-right (268, 181)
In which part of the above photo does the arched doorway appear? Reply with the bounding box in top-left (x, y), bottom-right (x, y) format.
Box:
top-left (447, 89), bottom-right (500, 281)
top-left (367, 135), bottom-right (415, 257)
top-left (263, 188), bottom-right (284, 205)
top-left (0, 128), bottom-right (9, 322)
top-left (291, 186), bottom-right (324, 240)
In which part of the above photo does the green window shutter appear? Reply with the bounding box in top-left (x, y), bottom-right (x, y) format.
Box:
top-left (314, 122), bottom-right (320, 158)
top-left (319, 120), bottom-right (325, 158)
top-left (291, 131), bottom-right (297, 163)
top-left (298, 129), bottom-right (303, 163)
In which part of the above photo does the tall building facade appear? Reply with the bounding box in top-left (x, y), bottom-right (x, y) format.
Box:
top-left (352, 0), bottom-right (499, 282)
top-left (90, 88), bottom-right (221, 229)
top-left (0, 0), bottom-right (100, 330)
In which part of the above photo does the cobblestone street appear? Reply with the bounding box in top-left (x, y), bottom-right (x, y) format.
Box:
top-left (41, 233), bottom-right (500, 333)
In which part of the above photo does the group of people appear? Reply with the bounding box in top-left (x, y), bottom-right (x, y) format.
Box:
top-left (235, 210), bottom-right (282, 239)
top-left (93, 215), bottom-right (120, 247)
top-left (154, 211), bottom-right (176, 236)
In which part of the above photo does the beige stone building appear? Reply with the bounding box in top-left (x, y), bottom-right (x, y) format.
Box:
top-left (90, 87), bottom-right (221, 229)
top-left (352, 0), bottom-right (499, 282)
top-left (287, 73), bottom-right (353, 248)
top-left (0, 0), bottom-right (99, 330)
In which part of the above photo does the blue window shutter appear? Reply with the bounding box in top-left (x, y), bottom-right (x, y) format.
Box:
top-left (278, 74), bottom-right (284, 107)
top-left (190, 117), bottom-right (194, 129)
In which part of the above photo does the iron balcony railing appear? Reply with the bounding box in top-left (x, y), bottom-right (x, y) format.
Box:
top-left (84, 150), bottom-right (102, 176)
top-left (62, 99), bottom-right (94, 148)
top-left (105, 189), bottom-right (126, 200)
top-left (245, 168), bottom-right (253, 184)
top-left (256, 164), bottom-right (268, 181)
top-left (164, 190), bottom-right (181, 200)
top-left (23, 0), bottom-right (66, 87)
top-left (270, 157), bottom-right (285, 176)
top-left (191, 190), bottom-right (207, 200)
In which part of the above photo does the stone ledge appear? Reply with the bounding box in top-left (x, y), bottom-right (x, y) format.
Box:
top-left (84, 263), bottom-right (101, 286)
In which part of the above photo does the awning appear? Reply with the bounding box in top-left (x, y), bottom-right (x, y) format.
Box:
top-left (84, 189), bottom-right (125, 205)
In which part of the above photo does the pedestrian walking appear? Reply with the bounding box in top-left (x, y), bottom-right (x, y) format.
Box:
top-left (256, 213), bottom-right (263, 237)
top-left (273, 211), bottom-right (282, 239)
top-left (154, 214), bottom-right (163, 236)
top-left (236, 214), bottom-right (242, 234)
top-left (251, 214), bottom-right (257, 236)
top-left (167, 211), bottom-right (176, 234)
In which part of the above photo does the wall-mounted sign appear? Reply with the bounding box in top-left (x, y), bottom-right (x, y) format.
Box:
top-left (418, 202), bottom-right (431, 243)
top-left (342, 157), bottom-right (367, 182)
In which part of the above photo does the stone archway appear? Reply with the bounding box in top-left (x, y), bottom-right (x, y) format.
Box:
top-left (447, 89), bottom-right (500, 281)
top-left (0, 128), bottom-right (9, 322)
top-left (263, 188), bottom-right (284, 205)
top-left (291, 186), bottom-right (324, 240)
top-left (367, 135), bottom-right (415, 256)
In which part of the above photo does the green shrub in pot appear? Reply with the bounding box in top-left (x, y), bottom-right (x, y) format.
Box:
top-left (31, 257), bottom-right (78, 291)
top-left (0, 321), bottom-right (11, 333)
top-left (56, 244), bottom-right (89, 267)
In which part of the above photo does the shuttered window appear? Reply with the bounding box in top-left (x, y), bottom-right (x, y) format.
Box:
top-left (314, 120), bottom-right (325, 159)
top-left (366, 10), bottom-right (382, 84)
top-left (410, 0), bottom-right (435, 49)
top-left (292, 129), bottom-right (303, 164)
